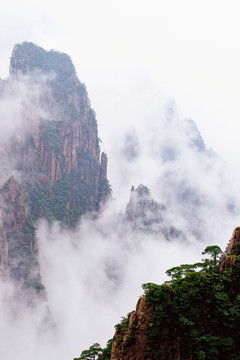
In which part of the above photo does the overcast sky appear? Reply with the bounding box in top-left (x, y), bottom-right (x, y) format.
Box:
top-left (1, 0), bottom-right (240, 181)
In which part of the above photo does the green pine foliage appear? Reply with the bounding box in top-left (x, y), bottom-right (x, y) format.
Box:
top-left (142, 245), bottom-right (240, 359)
top-left (74, 340), bottom-right (113, 360)
top-left (39, 119), bottom-right (65, 153)
top-left (74, 343), bottom-right (102, 360)
top-left (75, 246), bottom-right (240, 360)
top-left (114, 314), bottom-right (131, 334)
top-left (26, 149), bottom-right (105, 226)
top-left (27, 182), bottom-right (55, 222)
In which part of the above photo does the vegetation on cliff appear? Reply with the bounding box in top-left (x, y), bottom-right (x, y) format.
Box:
top-left (11, 41), bottom-right (75, 76)
top-left (74, 340), bottom-right (112, 360)
top-left (141, 248), bottom-right (240, 360)
top-left (0, 176), bottom-right (46, 299)
top-left (82, 229), bottom-right (240, 360)
top-left (0, 41), bottom-right (111, 309)
top-left (9, 42), bottom-right (111, 226)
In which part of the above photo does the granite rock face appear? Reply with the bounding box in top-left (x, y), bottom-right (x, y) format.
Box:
top-left (111, 296), bottom-right (153, 360)
top-left (0, 42), bottom-right (111, 300)
top-left (3, 42), bottom-right (110, 226)
top-left (220, 227), bottom-right (240, 273)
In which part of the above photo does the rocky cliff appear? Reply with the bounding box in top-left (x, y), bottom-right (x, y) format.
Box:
top-left (125, 184), bottom-right (179, 239)
top-left (0, 176), bottom-right (45, 299)
top-left (3, 42), bottom-right (110, 226)
top-left (0, 202), bottom-right (8, 279)
top-left (111, 296), bottom-right (154, 360)
top-left (220, 227), bottom-right (240, 273)
top-left (110, 228), bottom-right (240, 360)
top-left (0, 42), bottom-right (111, 307)
top-left (125, 185), bottom-right (165, 232)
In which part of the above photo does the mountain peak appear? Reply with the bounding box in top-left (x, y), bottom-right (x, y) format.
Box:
top-left (125, 184), bottom-right (166, 234)
top-left (10, 41), bottom-right (75, 77)
top-left (2, 42), bottom-right (111, 226)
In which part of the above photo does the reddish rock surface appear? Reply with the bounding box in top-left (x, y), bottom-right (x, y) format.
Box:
top-left (220, 227), bottom-right (240, 273)
top-left (111, 296), bottom-right (153, 360)
top-left (1, 42), bottom-right (111, 225)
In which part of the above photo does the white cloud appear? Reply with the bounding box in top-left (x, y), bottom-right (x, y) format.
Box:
top-left (0, 75), bottom-right (238, 357)
top-left (0, 3), bottom-right (240, 357)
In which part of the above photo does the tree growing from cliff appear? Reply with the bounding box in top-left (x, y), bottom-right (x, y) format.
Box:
top-left (74, 343), bottom-right (102, 360)
top-left (74, 340), bottom-right (112, 360)
top-left (165, 245), bottom-right (223, 282)
top-left (74, 237), bottom-right (240, 360)
top-left (202, 245), bottom-right (223, 270)
top-left (141, 244), bottom-right (240, 359)
top-left (110, 237), bottom-right (240, 360)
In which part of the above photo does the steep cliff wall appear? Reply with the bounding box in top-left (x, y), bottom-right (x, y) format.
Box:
top-left (220, 227), bottom-right (240, 273)
top-left (0, 202), bottom-right (8, 279)
top-left (5, 42), bottom-right (110, 225)
top-left (111, 296), bottom-right (154, 360)
top-left (0, 176), bottom-right (45, 298)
